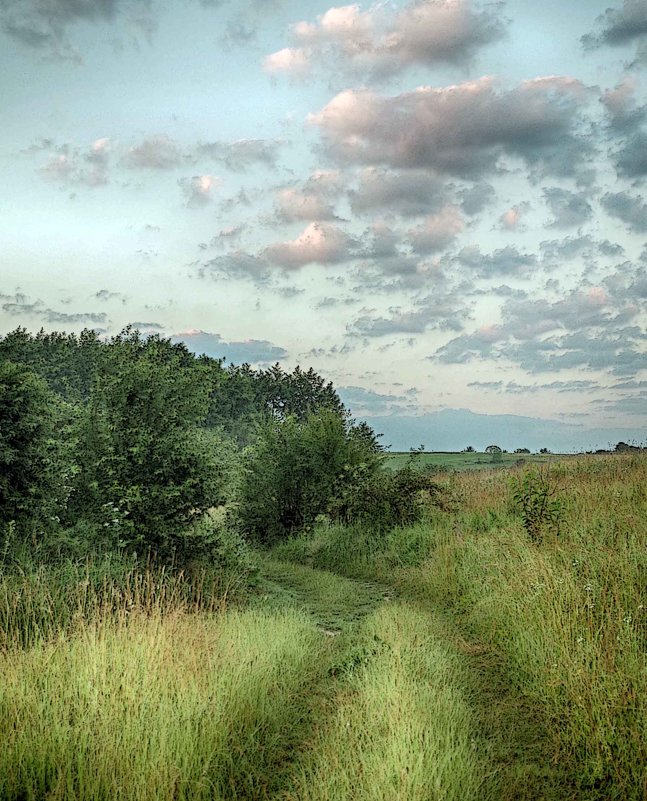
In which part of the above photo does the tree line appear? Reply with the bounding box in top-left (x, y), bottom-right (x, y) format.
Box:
top-left (1, 328), bottom-right (436, 564)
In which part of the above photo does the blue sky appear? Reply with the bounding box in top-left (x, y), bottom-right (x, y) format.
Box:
top-left (0, 0), bottom-right (646, 450)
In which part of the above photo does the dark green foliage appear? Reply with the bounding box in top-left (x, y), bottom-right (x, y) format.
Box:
top-left (238, 410), bottom-right (382, 544)
top-left (511, 467), bottom-right (563, 542)
top-left (332, 465), bottom-right (443, 532)
top-left (69, 331), bottom-right (228, 557)
top-left (0, 361), bottom-right (54, 531)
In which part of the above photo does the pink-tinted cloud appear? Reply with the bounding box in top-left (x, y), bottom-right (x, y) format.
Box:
top-left (264, 222), bottom-right (356, 268)
top-left (309, 76), bottom-right (593, 179)
top-left (264, 0), bottom-right (506, 79)
top-left (409, 205), bottom-right (465, 253)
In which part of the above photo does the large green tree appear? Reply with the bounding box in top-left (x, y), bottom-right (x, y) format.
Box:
top-left (70, 332), bottom-right (228, 556)
top-left (0, 361), bottom-right (54, 531)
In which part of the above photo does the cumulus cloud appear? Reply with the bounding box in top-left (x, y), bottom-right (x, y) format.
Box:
top-left (409, 205), bottom-right (465, 253)
top-left (601, 77), bottom-right (646, 131)
top-left (264, 222), bottom-right (356, 268)
top-left (274, 186), bottom-right (339, 222)
top-left (582, 0), bottom-right (647, 62)
top-left (457, 245), bottom-right (537, 277)
top-left (199, 251), bottom-right (271, 284)
top-left (348, 290), bottom-right (468, 337)
top-left (179, 174), bottom-right (220, 208)
top-left (0, 0), bottom-right (157, 63)
top-left (264, 0), bottom-right (506, 80)
top-left (601, 190), bottom-right (647, 232)
top-left (337, 385), bottom-right (416, 415)
top-left (124, 136), bottom-right (185, 170)
top-left (36, 137), bottom-right (112, 187)
top-left (350, 168), bottom-right (448, 217)
top-left (197, 139), bottom-right (283, 171)
top-left (1, 293), bottom-right (108, 325)
top-left (309, 76), bottom-right (593, 180)
top-left (172, 329), bottom-right (288, 363)
top-left (614, 130), bottom-right (647, 179)
top-left (434, 267), bottom-right (646, 376)
top-left (543, 187), bottom-right (593, 228)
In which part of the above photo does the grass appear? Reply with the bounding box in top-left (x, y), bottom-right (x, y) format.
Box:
top-left (0, 606), bottom-right (332, 801)
top-left (274, 454), bottom-right (647, 800)
top-left (383, 450), bottom-right (564, 472)
top-left (1, 453), bottom-right (644, 799)
top-left (284, 603), bottom-right (487, 801)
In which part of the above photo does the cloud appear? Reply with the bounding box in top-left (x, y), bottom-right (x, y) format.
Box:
top-left (582, 1), bottom-right (647, 51)
top-left (309, 76), bottom-right (593, 180)
top-left (179, 174), bottom-right (220, 207)
top-left (350, 168), bottom-right (448, 217)
top-left (543, 187), bottom-right (593, 228)
top-left (459, 181), bottom-right (496, 215)
top-left (1, 294), bottom-right (108, 325)
top-left (172, 329), bottom-right (288, 363)
top-left (457, 245), bottom-right (537, 277)
top-left (601, 191), bottom-right (647, 232)
top-left (197, 139), bottom-right (283, 171)
top-left (601, 77), bottom-right (646, 132)
top-left (264, 222), bottom-right (356, 268)
top-left (95, 289), bottom-right (127, 303)
top-left (348, 290), bottom-right (468, 337)
top-left (337, 385), bottom-right (416, 415)
top-left (274, 187), bottom-right (339, 222)
top-left (409, 205), bottom-right (464, 253)
top-left (36, 137), bottom-right (112, 187)
top-left (199, 251), bottom-right (272, 284)
top-left (433, 263), bottom-right (646, 376)
top-left (265, 0), bottom-right (506, 80)
top-left (124, 136), bottom-right (185, 170)
top-left (614, 130), bottom-right (647, 179)
top-left (0, 0), bottom-right (161, 60)
top-left (499, 206), bottom-right (523, 230)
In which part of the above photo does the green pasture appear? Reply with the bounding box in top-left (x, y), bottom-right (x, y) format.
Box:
top-left (383, 450), bottom-right (565, 472)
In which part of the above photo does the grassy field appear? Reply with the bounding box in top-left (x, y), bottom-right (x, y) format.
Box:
top-left (384, 449), bottom-right (566, 472)
top-left (1, 453), bottom-right (645, 799)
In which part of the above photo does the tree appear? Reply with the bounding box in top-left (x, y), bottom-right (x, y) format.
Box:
top-left (485, 444), bottom-right (503, 463)
top-left (70, 332), bottom-right (227, 556)
top-left (464, 445), bottom-right (475, 453)
top-left (0, 361), bottom-right (53, 531)
top-left (237, 409), bottom-right (382, 544)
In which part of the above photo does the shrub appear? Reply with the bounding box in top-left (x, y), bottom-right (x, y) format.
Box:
top-left (510, 466), bottom-right (563, 542)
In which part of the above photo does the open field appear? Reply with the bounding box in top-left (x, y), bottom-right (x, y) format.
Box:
top-left (1, 453), bottom-right (645, 800)
top-left (384, 450), bottom-right (570, 472)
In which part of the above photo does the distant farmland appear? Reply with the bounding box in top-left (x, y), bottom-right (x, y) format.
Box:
top-left (384, 450), bottom-right (569, 472)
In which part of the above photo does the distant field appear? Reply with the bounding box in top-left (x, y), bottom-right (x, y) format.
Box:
top-left (383, 450), bottom-right (567, 472)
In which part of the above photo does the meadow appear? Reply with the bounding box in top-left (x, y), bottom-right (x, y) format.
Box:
top-left (1, 453), bottom-right (645, 800)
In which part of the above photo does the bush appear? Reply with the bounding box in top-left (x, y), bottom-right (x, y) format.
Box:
top-left (237, 410), bottom-right (382, 544)
top-left (510, 466), bottom-right (563, 542)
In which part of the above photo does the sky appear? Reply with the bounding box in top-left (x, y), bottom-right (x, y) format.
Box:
top-left (0, 0), bottom-right (646, 451)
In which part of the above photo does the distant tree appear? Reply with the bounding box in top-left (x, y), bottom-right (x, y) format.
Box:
top-left (539, 447), bottom-right (551, 454)
top-left (485, 444), bottom-right (503, 463)
top-left (464, 445), bottom-right (475, 453)
top-left (515, 448), bottom-right (530, 454)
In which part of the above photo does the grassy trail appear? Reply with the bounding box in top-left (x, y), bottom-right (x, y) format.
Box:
top-left (254, 556), bottom-right (555, 801)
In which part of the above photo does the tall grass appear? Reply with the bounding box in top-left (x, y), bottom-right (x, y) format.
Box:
top-left (276, 454), bottom-right (647, 799)
top-left (286, 603), bottom-right (486, 801)
top-left (0, 555), bottom-right (246, 649)
top-left (0, 606), bottom-right (329, 801)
